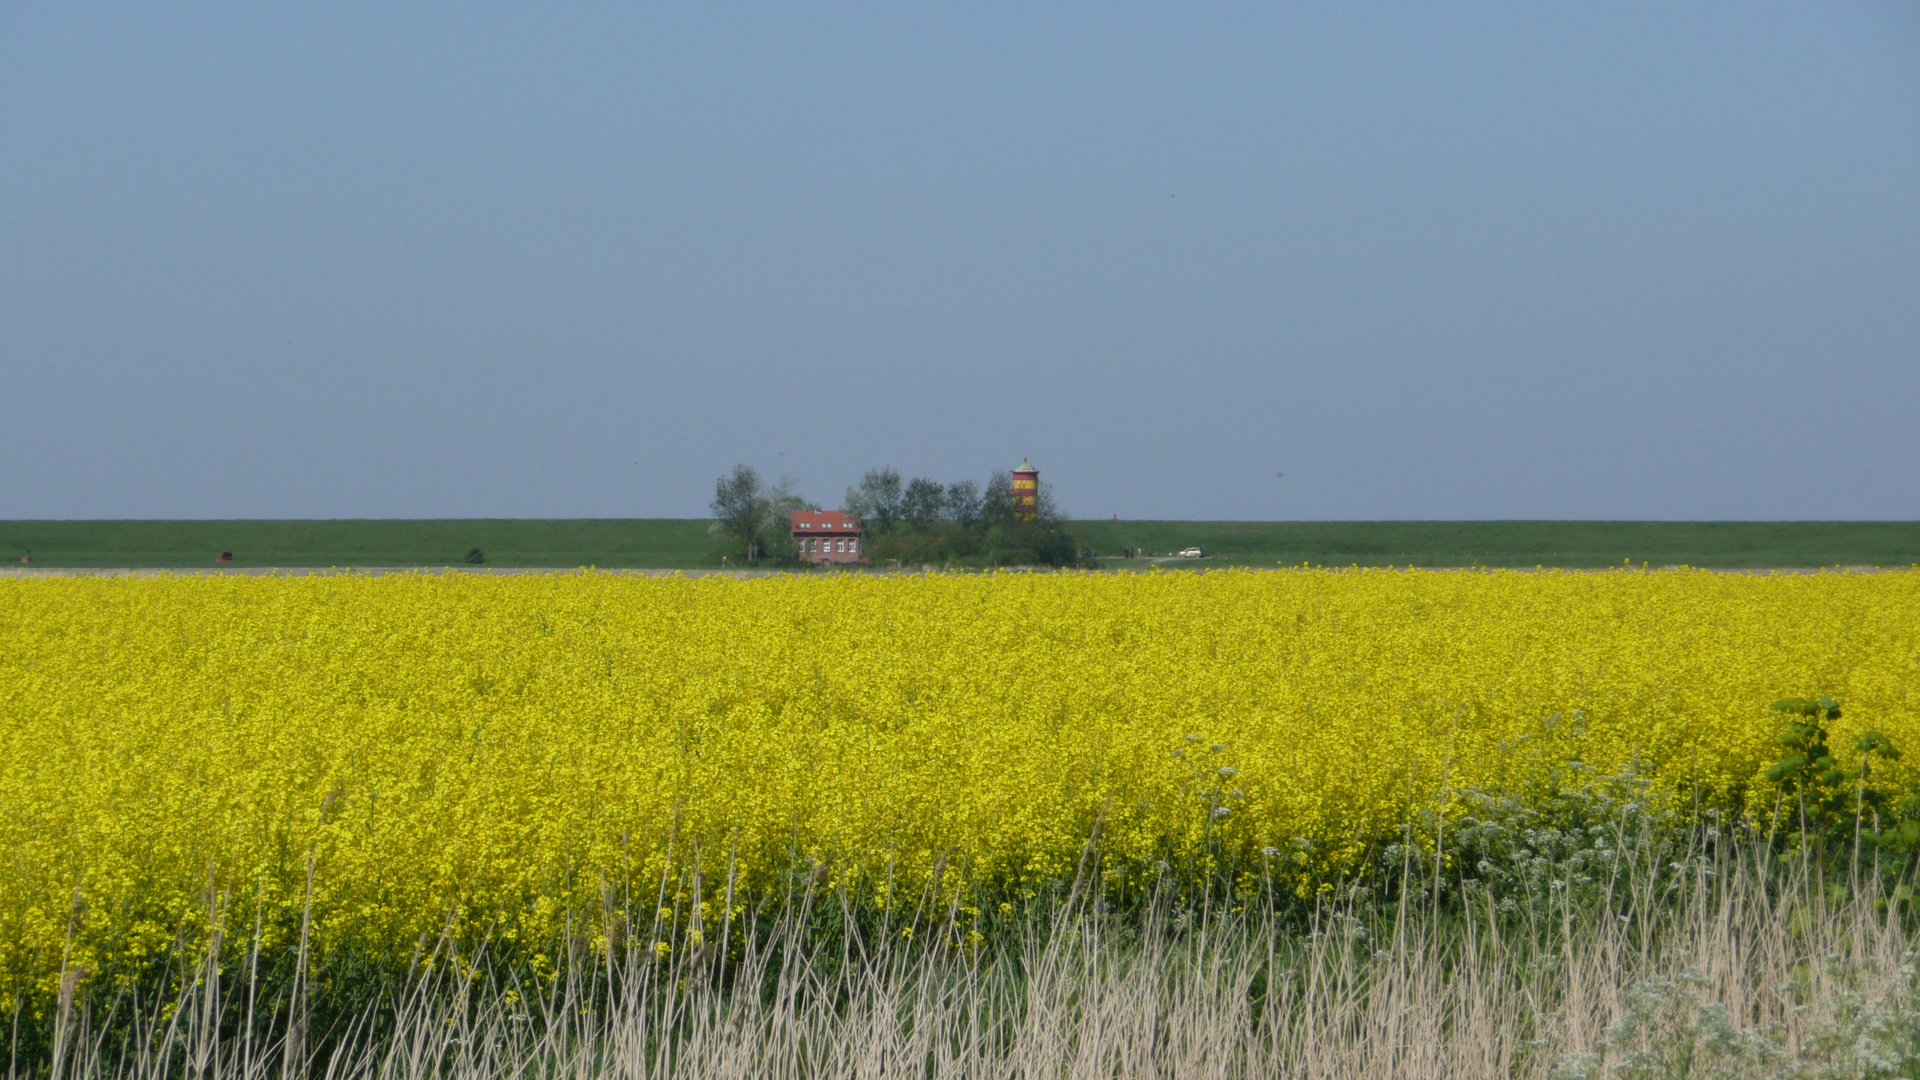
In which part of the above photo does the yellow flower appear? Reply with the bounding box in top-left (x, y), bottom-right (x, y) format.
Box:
top-left (1, 567), bottom-right (1915, 1006)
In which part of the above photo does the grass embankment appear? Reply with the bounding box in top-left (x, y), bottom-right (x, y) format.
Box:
top-left (1078, 519), bottom-right (1920, 569)
top-left (0, 519), bottom-right (716, 569)
top-left (2, 519), bottom-right (1918, 569)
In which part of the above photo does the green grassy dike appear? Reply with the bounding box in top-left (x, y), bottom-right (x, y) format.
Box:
top-left (0, 519), bottom-right (1915, 569)
top-left (0, 519), bottom-right (718, 569)
top-left (1076, 519), bottom-right (1920, 569)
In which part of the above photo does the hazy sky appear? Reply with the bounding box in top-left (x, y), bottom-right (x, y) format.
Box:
top-left (4, 3), bottom-right (1916, 520)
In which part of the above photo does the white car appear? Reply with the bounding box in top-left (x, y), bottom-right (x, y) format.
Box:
top-left (1178, 547), bottom-right (1204, 559)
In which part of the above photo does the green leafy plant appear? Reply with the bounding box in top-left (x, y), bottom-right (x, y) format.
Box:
top-left (1764, 697), bottom-right (1916, 859)
top-left (465, 547), bottom-right (486, 565)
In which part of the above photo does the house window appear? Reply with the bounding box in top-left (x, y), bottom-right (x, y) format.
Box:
top-left (835, 539), bottom-right (845, 552)
top-left (849, 539), bottom-right (859, 554)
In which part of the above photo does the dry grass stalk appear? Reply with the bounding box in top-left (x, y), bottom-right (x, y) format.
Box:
top-left (33, 843), bottom-right (1920, 1080)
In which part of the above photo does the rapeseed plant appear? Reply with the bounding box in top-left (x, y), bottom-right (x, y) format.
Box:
top-left (1, 567), bottom-right (1916, 1018)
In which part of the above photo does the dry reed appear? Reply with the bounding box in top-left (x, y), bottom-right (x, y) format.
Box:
top-left (30, 840), bottom-right (1920, 1080)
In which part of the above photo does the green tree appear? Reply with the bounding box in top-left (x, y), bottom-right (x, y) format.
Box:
top-left (981, 471), bottom-right (1016, 524)
top-left (759, 474), bottom-right (817, 566)
top-left (851, 463), bottom-right (1085, 569)
top-left (710, 464), bottom-right (770, 564)
top-left (844, 467), bottom-right (904, 534)
top-left (945, 479), bottom-right (982, 530)
top-left (902, 477), bottom-right (946, 532)
top-left (711, 466), bottom-right (816, 565)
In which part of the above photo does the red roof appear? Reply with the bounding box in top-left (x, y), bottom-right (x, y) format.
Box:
top-left (791, 510), bottom-right (862, 532)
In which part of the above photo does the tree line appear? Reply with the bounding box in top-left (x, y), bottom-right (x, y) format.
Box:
top-left (711, 464), bottom-right (1085, 568)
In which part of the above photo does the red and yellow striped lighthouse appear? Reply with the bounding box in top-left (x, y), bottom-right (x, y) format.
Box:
top-left (1011, 458), bottom-right (1040, 519)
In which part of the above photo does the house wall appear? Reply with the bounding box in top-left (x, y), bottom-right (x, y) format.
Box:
top-left (794, 533), bottom-right (863, 565)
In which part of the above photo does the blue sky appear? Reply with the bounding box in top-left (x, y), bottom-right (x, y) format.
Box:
top-left (3, 3), bottom-right (1916, 519)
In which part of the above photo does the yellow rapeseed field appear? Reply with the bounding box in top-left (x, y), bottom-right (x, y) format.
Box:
top-left (2, 568), bottom-right (1917, 1006)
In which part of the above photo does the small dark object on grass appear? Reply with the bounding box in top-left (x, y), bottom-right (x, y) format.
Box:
top-left (216, 552), bottom-right (233, 563)
top-left (464, 548), bottom-right (485, 565)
